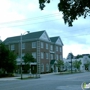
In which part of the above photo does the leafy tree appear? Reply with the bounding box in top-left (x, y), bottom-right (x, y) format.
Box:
top-left (22, 53), bottom-right (36, 73)
top-left (73, 60), bottom-right (82, 71)
top-left (39, 0), bottom-right (90, 26)
top-left (84, 60), bottom-right (90, 70)
top-left (56, 60), bottom-right (64, 72)
top-left (0, 43), bottom-right (17, 75)
top-left (75, 55), bottom-right (83, 59)
top-left (23, 53), bottom-right (36, 64)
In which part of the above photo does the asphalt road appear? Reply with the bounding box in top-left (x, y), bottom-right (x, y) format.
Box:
top-left (0, 72), bottom-right (90, 90)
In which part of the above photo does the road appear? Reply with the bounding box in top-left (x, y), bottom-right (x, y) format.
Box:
top-left (0, 72), bottom-right (90, 90)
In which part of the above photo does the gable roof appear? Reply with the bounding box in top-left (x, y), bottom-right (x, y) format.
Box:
top-left (50, 36), bottom-right (63, 45)
top-left (4, 30), bottom-right (45, 43)
top-left (50, 37), bottom-right (59, 43)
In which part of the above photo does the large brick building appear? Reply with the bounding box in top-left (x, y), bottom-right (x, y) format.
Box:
top-left (4, 30), bottom-right (63, 73)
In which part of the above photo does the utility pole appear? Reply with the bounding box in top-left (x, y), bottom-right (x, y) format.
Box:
top-left (70, 53), bottom-right (73, 73)
top-left (20, 34), bottom-right (22, 79)
top-left (20, 31), bottom-right (29, 79)
top-left (71, 57), bottom-right (72, 73)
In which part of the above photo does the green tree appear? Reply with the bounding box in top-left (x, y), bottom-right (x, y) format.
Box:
top-left (75, 55), bottom-right (83, 59)
top-left (56, 60), bottom-right (64, 72)
top-left (84, 60), bottom-right (90, 70)
top-left (73, 60), bottom-right (82, 71)
top-left (23, 53), bottom-right (36, 73)
top-left (39, 0), bottom-right (90, 26)
top-left (0, 43), bottom-right (17, 75)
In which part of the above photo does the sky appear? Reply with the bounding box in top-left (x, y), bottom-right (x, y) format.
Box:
top-left (0, 0), bottom-right (90, 58)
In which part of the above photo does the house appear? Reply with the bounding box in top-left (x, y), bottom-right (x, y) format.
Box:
top-left (64, 53), bottom-right (90, 72)
top-left (4, 30), bottom-right (63, 73)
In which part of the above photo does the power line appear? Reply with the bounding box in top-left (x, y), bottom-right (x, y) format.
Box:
top-left (0, 13), bottom-right (60, 25)
top-left (0, 18), bottom-right (62, 28)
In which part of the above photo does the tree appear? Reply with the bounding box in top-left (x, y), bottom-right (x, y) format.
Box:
top-left (0, 43), bottom-right (17, 75)
top-left (75, 55), bottom-right (83, 59)
top-left (73, 60), bottom-right (82, 71)
top-left (56, 60), bottom-right (64, 72)
top-left (84, 60), bottom-right (90, 71)
top-left (22, 53), bottom-right (36, 73)
top-left (39, 0), bottom-right (90, 26)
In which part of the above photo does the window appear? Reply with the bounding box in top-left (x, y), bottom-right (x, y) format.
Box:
top-left (32, 52), bottom-right (36, 59)
top-left (46, 53), bottom-right (48, 59)
top-left (56, 55), bottom-right (58, 60)
top-left (56, 46), bottom-right (58, 51)
top-left (32, 42), bottom-right (36, 48)
top-left (22, 43), bottom-right (25, 49)
top-left (41, 63), bottom-right (44, 72)
top-left (51, 54), bottom-right (53, 60)
top-left (41, 52), bottom-right (44, 59)
top-left (50, 45), bottom-right (53, 51)
top-left (60, 47), bottom-right (62, 52)
top-left (46, 43), bottom-right (48, 49)
top-left (11, 45), bottom-right (14, 50)
top-left (60, 55), bottom-right (62, 60)
top-left (46, 64), bottom-right (49, 72)
top-left (41, 42), bottom-right (44, 48)
top-left (22, 53), bottom-right (25, 57)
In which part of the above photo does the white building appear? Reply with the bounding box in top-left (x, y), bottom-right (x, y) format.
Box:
top-left (63, 54), bottom-right (90, 72)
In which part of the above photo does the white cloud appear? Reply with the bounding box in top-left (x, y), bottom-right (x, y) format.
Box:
top-left (0, 27), bottom-right (25, 41)
top-left (0, 0), bottom-right (26, 23)
top-left (63, 43), bottom-right (90, 58)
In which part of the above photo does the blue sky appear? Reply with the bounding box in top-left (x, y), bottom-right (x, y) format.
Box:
top-left (0, 0), bottom-right (90, 58)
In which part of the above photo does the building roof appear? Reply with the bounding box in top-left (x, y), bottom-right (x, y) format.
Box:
top-left (50, 37), bottom-right (59, 43)
top-left (50, 36), bottom-right (63, 45)
top-left (4, 30), bottom-right (45, 43)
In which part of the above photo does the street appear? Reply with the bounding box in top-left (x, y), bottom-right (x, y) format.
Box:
top-left (0, 72), bottom-right (90, 90)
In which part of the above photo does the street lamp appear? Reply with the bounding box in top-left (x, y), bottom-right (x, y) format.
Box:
top-left (20, 31), bottom-right (29, 79)
top-left (70, 53), bottom-right (73, 73)
top-left (20, 34), bottom-right (22, 79)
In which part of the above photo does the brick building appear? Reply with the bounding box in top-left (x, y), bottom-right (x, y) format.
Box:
top-left (4, 30), bottom-right (63, 73)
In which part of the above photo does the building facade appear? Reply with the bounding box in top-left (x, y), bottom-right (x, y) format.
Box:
top-left (64, 53), bottom-right (90, 72)
top-left (4, 30), bottom-right (63, 73)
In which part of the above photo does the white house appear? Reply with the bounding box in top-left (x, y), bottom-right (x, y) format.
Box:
top-left (63, 54), bottom-right (90, 72)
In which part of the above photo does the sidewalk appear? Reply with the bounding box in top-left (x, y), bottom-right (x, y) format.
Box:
top-left (0, 72), bottom-right (59, 81)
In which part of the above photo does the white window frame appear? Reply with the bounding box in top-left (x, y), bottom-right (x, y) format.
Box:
top-left (22, 53), bottom-right (25, 58)
top-left (46, 64), bottom-right (49, 72)
top-left (46, 43), bottom-right (48, 49)
top-left (60, 55), bottom-right (62, 60)
top-left (32, 52), bottom-right (36, 59)
top-left (46, 53), bottom-right (48, 59)
top-left (41, 52), bottom-right (44, 59)
top-left (51, 54), bottom-right (53, 60)
top-left (60, 47), bottom-right (62, 52)
top-left (56, 55), bottom-right (58, 60)
top-left (41, 63), bottom-right (44, 72)
top-left (41, 42), bottom-right (44, 48)
top-left (32, 42), bottom-right (36, 48)
top-left (50, 45), bottom-right (53, 51)
top-left (22, 43), bottom-right (25, 49)
top-left (11, 45), bottom-right (15, 50)
top-left (56, 46), bottom-right (58, 51)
